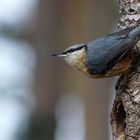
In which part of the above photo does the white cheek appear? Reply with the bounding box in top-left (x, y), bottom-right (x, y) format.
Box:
top-left (64, 51), bottom-right (80, 66)
top-left (65, 55), bottom-right (75, 65)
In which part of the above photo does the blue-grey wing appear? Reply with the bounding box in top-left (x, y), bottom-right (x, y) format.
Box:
top-left (85, 34), bottom-right (135, 74)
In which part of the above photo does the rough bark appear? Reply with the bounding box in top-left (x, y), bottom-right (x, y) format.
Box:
top-left (110, 0), bottom-right (140, 140)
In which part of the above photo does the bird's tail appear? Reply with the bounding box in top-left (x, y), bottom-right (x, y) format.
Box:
top-left (128, 26), bottom-right (140, 40)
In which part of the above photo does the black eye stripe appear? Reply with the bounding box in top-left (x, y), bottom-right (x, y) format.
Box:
top-left (67, 48), bottom-right (76, 53)
top-left (64, 45), bottom-right (86, 54)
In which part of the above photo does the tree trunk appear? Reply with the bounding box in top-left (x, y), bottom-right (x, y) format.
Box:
top-left (110, 0), bottom-right (140, 140)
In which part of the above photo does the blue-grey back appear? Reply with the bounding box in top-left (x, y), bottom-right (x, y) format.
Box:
top-left (85, 34), bottom-right (134, 74)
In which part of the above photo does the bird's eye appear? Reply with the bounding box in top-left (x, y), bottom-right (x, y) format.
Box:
top-left (64, 48), bottom-right (75, 54)
top-left (67, 48), bottom-right (75, 53)
top-left (64, 44), bottom-right (86, 54)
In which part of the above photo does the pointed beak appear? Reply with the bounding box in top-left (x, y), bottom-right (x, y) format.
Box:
top-left (52, 53), bottom-right (66, 58)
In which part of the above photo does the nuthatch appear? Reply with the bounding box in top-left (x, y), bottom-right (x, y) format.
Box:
top-left (53, 26), bottom-right (140, 78)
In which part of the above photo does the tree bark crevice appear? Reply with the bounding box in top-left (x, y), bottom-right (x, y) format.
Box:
top-left (111, 66), bottom-right (140, 139)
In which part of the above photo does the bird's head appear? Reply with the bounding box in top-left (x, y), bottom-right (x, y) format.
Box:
top-left (53, 44), bottom-right (86, 67)
top-left (53, 44), bottom-right (90, 77)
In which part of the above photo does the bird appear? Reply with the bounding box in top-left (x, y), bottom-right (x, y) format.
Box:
top-left (53, 26), bottom-right (140, 78)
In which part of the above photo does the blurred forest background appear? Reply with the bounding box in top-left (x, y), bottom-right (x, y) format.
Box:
top-left (0, 0), bottom-right (119, 140)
